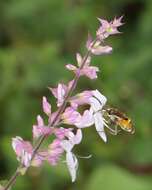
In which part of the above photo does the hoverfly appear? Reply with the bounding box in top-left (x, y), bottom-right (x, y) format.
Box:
top-left (103, 107), bottom-right (135, 135)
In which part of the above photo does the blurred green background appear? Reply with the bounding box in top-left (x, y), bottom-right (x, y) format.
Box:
top-left (0, 0), bottom-right (152, 189)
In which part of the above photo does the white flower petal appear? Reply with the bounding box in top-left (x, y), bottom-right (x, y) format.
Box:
top-left (89, 97), bottom-right (102, 112)
top-left (92, 90), bottom-right (107, 107)
top-left (74, 129), bottom-right (82, 144)
top-left (61, 140), bottom-right (73, 152)
top-left (91, 45), bottom-right (112, 55)
top-left (67, 131), bottom-right (75, 139)
top-left (67, 129), bottom-right (83, 145)
top-left (94, 112), bottom-right (107, 142)
top-left (76, 110), bottom-right (94, 128)
top-left (66, 152), bottom-right (78, 182)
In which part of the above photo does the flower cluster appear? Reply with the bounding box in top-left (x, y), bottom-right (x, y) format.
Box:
top-left (12, 16), bottom-right (123, 183)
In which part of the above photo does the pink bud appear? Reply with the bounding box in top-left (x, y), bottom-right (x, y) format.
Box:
top-left (42, 96), bottom-right (51, 116)
top-left (37, 115), bottom-right (44, 126)
top-left (12, 137), bottom-right (33, 167)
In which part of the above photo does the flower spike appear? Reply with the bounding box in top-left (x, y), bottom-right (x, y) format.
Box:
top-left (6, 16), bottom-right (125, 189)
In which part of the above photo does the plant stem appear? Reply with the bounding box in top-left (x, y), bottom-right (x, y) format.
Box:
top-left (4, 38), bottom-right (97, 190)
top-left (3, 167), bottom-right (20, 190)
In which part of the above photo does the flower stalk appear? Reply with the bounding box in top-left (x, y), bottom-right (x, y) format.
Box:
top-left (3, 38), bottom-right (98, 190)
top-left (2, 16), bottom-right (125, 190)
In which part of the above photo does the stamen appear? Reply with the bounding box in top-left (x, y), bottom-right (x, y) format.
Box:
top-left (76, 154), bottom-right (92, 159)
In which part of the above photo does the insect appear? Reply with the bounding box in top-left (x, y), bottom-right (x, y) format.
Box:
top-left (103, 107), bottom-right (135, 135)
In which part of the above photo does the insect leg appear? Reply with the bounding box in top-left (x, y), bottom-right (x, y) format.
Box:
top-left (105, 124), bottom-right (121, 135)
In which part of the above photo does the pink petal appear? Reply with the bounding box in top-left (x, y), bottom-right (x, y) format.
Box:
top-left (112, 16), bottom-right (124, 27)
top-left (12, 137), bottom-right (33, 167)
top-left (66, 64), bottom-right (77, 71)
top-left (54, 128), bottom-right (72, 140)
top-left (49, 139), bottom-right (61, 149)
top-left (62, 107), bottom-right (81, 125)
top-left (72, 129), bottom-right (82, 144)
top-left (76, 53), bottom-right (83, 67)
top-left (37, 115), bottom-right (44, 126)
top-left (33, 125), bottom-right (52, 139)
top-left (85, 56), bottom-right (91, 66)
top-left (75, 110), bottom-right (94, 128)
top-left (69, 90), bottom-right (93, 108)
top-left (57, 84), bottom-right (66, 107)
top-left (91, 45), bottom-right (112, 55)
top-left (42, 96), bottom-right (51, 116)
top-left (49, 87), bottom-right (58, 98)
top-left (81, 66), bottom-right (99, 79)
top-left (86, 33), bottom-right (93, 50)
top-left (97, 18), bottom-right (110, 29)
top-left (67, 79), bottom-right (74, 90)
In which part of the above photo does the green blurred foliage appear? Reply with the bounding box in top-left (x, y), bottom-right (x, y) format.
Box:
top-left (0, 0), bottom-right (152, 189)
top-left (85, 165), bottom-right (151, 190)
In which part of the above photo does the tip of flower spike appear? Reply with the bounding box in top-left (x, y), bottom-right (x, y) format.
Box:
top-left (96, 16), bottom-right (124, 40)
top-left (113, 15), bottom-right (124, 26)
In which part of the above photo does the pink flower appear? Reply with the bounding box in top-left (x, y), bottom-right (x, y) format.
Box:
top-left (75, 109), bottom-right (94, 128)
top-left (53, 127), bottom-right (72, 140)
top-left (96, 16), bottom-right (123, 40)
top-left (69, 90), bottom-right (93, 108)
top-left (32, 115), bottom-right (52, 139)
top-left (64, 89), bottom-right (108, 142)
top-left (12, 137), bottom-right (49, 167)
top-left (66, 53), bottom-right (99, 79)
top-left (61, 129), bottom-right (82, 182)
top-left (61, 107), bottom-right (81, 125)
top-left (42, 96), bottom-right (51, 116)
top-left (81, 66), bottom-right (99, 79)
top-left (86, 34), bottom-right (112, 55)
top-left (47, 139), bottom-right (64, 166)
top-left (62, 106), bottom-right (94, 128)
top-left (49, 80), bottom-right (74, 107)
top-left (12, 137), bottom-right (33, 167)
top-left (67, 129), bottom-right (82, 145)
top-left (86, 33), bottom-right (112, 55)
